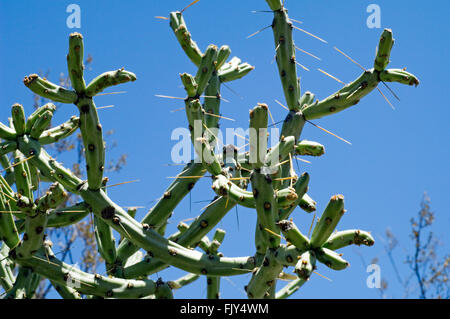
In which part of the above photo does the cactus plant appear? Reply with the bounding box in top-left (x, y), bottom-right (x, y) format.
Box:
top-left (0, 0), bottom-right (419, 299)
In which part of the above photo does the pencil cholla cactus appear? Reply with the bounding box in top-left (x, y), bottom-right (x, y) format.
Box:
top-left (0, 0), bottom-right (418, 299)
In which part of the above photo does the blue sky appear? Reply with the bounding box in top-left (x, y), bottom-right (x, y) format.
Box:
top-left (0, 0), bottom-right (449, 298)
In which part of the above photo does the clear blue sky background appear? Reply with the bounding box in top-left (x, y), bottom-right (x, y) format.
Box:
top-left (0, 0), bottom-right (448, 299)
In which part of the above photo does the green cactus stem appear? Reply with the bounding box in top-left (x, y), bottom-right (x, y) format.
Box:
top-left (315, 247), bottom-right (349, 270)
top-left (38, 116), bottom-right (79, 145)
top-left (85, 69), bottom-right (136, 97)
top-left (246, 249), bottom-right (283, 299)
top-left (295, 140), bottom-right (325, 157)
top-left (23, 74), bottom-right (77, 104)
top-left (277, 220), bottom-right (310, 251)
top-left (322, 229), bottom-right (375, 250)
top-left (275, 277), bottom-right (306, 299)
top-left (294, 250), bottom-right (316, 281)
top-left (310, 194), bottom-right (345, 248)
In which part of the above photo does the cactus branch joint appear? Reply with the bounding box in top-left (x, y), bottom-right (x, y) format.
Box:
top-left (0, 0), bottom-right (418, 299)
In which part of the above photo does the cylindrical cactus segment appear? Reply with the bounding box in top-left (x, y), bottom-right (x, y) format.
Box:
top-left (295, 140), bottom-right (325, 156)
top-left (155, 279), bottom-right (174, 299)
top-left (39, 116), bottom-right (79, 145)
top-left (217, 58), bottom-right (254, 83)
top-left (0, 187), bottom-right (20, 249)
top-left (216, 45), bottom-right (231, 71)
top-left (195, 45), bottom-right (219, 95)
top-left (266, 0), bottom-right (283, 11)
top-left (75, 96), bottom-right (104, 190)
top-left (30, 110), bottom-right (53, 140)
top-left (25, 103), bottom-right (57, 134)
top-left (169, 11), bottom-right (203, 66)
top-left (271, 8), bottom-right (301, 111)
top-left (246, 248), bottom-right (283, 299)
top-left (374, 29), bottom-right (394, 71)
top-left (13, 150), bottom-right (33, 200)
top-left (265, 135), bottom-right (295, 167)
top-left (5, 266), bottom-right (33, 299)
top-left (310, 194), bottom-right (345, 248)
top-left (294, 250), bottom-right (316, 280)
top-left (11, 103), bottom-right (26, 136)
top-left (379, 69), bottom-right (419, 86)
top-left (0, 122), bottom-right (17, 141)
top-left (279, 172), bottom-right (310, 220)
top-left (0, 141), bottom-right (17, 157)
top-left (323, 229), bottom-right (375, 250)
top-left (300, 91), bottom-right (315, 109)
top-left (315, 247), bottom-right (350, 270)
top-left (67, 32), bottom-right (86, 93)
top-left (275, 277), bottom-right (306, 299)
top-left (299, 193), bottom-right (316, 213)
top-left (249, 104), bottom-right (268, 168)
top-left (277, 220), bottom-right (310, 251)
top-left (23, 74), bottom-right (77, 104)
top-left (85, 69), bottom-right (137, 97)
top-left (251, 170), bottom-right (280, 249)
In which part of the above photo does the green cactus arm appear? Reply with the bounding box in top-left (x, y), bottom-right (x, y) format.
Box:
top-left (50, 280), bottom-right (82, 299)
top-left (271, 7), bottom-right (301, 111)
top-left (310, 194), bottom-right (345, 248)
top-left (120, 196), bottom-right (237, 279)
top-left (0, 122), bottom-right (16, 141)
top-left (299, 193), bottom-right (317, 213)
top-left (266, 0), bottom-right (283, 11)
top-left (0, 246), bottom-right (15, 291)
top-left (277, 220), bottom-right (310, 251)
top-left (13, 151), bottom-right (33, 200)
top-left (0, 189), bottom-right (19, 249)
top-left (167, 273), bottom-right (200, 290)
top-left (123, 251), bottom-right (143, 269)
top-left (379, 68), bottom-right (419, 86)
top-left (67, 32), bottom-right (86, 93)
top-left (246, 248), bottom-right (283, 299)
top-left (315, 247), bottom-right (349, 270)
top-left (322, 229), bottom-right (375, 250)
top-left (251, 170), bottom-right (281, 249)
top-left (115, 162), bottom-right (206, 264)
top-left (265, 135), bottom-right (295, 167)
top-left (38, 116), bottom-right (79, 145)
top-left (0, 141), bottom-right (17, 158)
top-left (216, 45), bottom-right (231, 71)
top-left (45, 202), bottom-right (90, 228)
top-left (294, 250), bottom-right (316, 280)
top-left (85, 69), bottom-right (136, 97)
top-left (169, 11), bottom-right (203, 66)
top-left (93, 179), bottom-right (117, 267)
top-left (212, 174), bottom-right (297, 209)
top-left (217, 59), bottom-right (254, 83)
top-left (275, 277), bottom-right (306, 299)
top-left (11, 248), bottom-right (158, 299)
top-left (25, 103), bottom-right (56, 134)
top-left (195, 45), bottom-right (219, 95)
top-left (300, 91), bottom-right (316, 108)
top-left (295, 140), bottom-right (325, 157)
top-left (302, 29), bottom-right (419, 120)
top-left (154, 279), bottom-right (174, 299)
top-left (75, 96), bottom-right (104, 190)
top-left (279, 172), bottom-right (310, 220)
top-left (249, 104), bottom-right (269, 169)
top-left (374, 29), bottom-right (394, 71)
top-left (16, 183), bottom-right (67, 259)
top-left (29, 109), bottom-right (53, 140)
top-left (11, 104), bottom-right (26, 137)
top-left (23, 74), bottom-right (77, 104)
top-left (4, 266), bottom-right (33, 299)
top-left (203, 75), bottom-right (221, 134)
